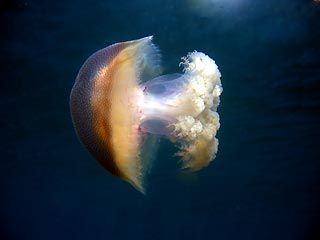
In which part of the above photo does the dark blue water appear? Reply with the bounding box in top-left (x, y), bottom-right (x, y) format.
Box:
top-left (1, 0), bottom-right (320, 239)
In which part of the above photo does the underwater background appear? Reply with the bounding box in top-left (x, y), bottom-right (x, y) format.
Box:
top-left (1, 0), bottom-right (320, 239)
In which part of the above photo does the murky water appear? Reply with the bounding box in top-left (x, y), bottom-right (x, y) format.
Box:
top-left (1, 0), bottom-right (320, 239)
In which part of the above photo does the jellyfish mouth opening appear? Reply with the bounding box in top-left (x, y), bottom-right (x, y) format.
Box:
top-left (139, 118), bottom-right (175, 136)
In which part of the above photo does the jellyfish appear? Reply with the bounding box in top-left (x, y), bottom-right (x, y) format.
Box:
top-left (70, 36), bottom-right (222, 194)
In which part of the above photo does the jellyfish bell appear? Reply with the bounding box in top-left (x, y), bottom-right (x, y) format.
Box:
top-left (70, 36), bottom-right (222, 194)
